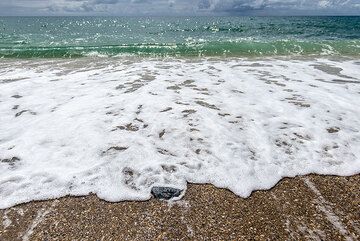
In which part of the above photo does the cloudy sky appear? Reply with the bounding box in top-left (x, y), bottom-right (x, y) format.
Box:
top-left (0, 0), bottom-right (359, 16)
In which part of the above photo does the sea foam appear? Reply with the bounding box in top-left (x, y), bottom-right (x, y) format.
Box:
top-left (0, 57), bottom-right (359, 208)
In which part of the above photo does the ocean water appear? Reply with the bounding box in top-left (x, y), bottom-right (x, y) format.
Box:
top-left (0, 16), bottom-right (360, 58)
top-left (0, 17), bottom-right (360, 209)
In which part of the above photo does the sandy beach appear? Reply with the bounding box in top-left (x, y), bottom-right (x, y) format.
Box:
top-left (2, 57), bottom-right (360, 210)
top-left (1, 174), bottom-right (359, 240)
top-left (1, 15), bottom-right (360, 241)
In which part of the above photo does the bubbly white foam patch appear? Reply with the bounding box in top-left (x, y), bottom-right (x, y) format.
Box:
top-left (0, 57), bottom-right (360, 209)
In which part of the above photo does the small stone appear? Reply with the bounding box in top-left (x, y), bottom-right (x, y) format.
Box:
top-left (151, 186), bottom-right (182, 200)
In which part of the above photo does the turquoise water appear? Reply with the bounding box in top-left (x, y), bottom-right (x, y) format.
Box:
top-left (0, 16), bottom-right (359, 58)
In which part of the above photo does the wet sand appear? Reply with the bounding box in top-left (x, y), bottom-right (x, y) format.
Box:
top-left (1, 174), bottom-right (359, 240)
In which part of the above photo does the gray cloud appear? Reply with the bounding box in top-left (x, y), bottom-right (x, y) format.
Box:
top-left (94, 0), bottom-right (120, 4)
top-left (0, 0), bottom-right (359, 16)
top-left (199, 0), bottom-right (360, 15)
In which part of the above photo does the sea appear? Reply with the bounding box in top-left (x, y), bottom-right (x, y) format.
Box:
top-left (1, 16), bottom-right (360, 57)
top-left (0, 16), bottom-right (360, 208)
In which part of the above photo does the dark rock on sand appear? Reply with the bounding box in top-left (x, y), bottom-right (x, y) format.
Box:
top-left (1, 175), bottom-right (359, 240)
top-left (151, 186), bottom-right (182, 200)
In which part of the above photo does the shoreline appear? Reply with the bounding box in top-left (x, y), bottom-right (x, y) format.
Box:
top-left (1, 15), bottom-right (360, 241)
top-left (1, 174), bottom-right (359, 240)
top-left (1, 57), bottom-right (359, 240)
top-left (1, 57), bottom-right (359, 209)
top-left (0, 54), bottom-right (359, 62)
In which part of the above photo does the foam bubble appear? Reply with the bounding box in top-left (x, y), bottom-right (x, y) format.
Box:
top-left (0, 57), bottom-right (359, 209)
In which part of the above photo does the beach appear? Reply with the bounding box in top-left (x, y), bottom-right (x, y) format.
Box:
top-left (1, 174), bottom-right (359, 240)
top-left (1, 57), bottom-right (360, 209)
top-left (1, 16), bottom-right (360, 240)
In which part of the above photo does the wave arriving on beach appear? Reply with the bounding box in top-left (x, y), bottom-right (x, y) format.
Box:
top-left (0, 57), bottom-right (360, 208)
top-left (1, 16), bottom-right (360, 58)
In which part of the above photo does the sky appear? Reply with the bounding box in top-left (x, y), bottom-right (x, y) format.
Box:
top-left (0, 0), bottom-right (359, 16)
